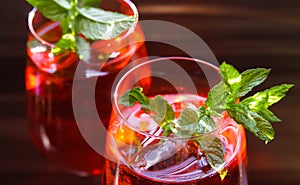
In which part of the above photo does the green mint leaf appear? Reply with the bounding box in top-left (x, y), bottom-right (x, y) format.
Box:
top-left (205, 81), bottom-right (227, 113)
top-left (175, 108), bottom-right (199, 137)
top-left (175, 107), bottom-right (216, 138)
top-left (163, 106), bottom-right (217, 138)
top-left (177, 108), bottom-right (198, 126)
top-left (255, 108), bottom-right (281, 123)
top-left (111, 20), bottom-right (136, 39)
top-left (76, 16), bottom-right (109, 40)
top-left (78, 7), bottom-right (135, 23)
top-left (238, 68), bottom-right (270, 97)
top-left (118, 87), bottom-right (150, 109)
top-left (241, 84), bottom-right (294, 109)
top-left (76, 36), bottom-right (91, 61)
top-left (53, 0), bottom-right (72, 9)
top-left (149, 96), bottom-right (175, 126)
top-left (175, 107), bottom-right (224, 171)
top-left (227, 103), bottom-right (275, 142)
top-left (27, 0), bottom-right (68, 21)
top-left (51, 33), bottom-right (77, 54)
top-left (119, 87), bottom-right (175, 136)
top-left (199, 115), bottom-right (216, 133)
top-left (249, 111), bottom-right (275, 143)
top-left (78, 0), bottom-right (102, 7)
top-left (239, 84), bottom-right (293, 123)
top-left (197, 135), bottom-right (225, 170)
top-left (219, 62), bottom-right (241, 103)
top-left (198, 106), bottom-right (216, 133)
top-left (76, 7), bottom-right (136, 40)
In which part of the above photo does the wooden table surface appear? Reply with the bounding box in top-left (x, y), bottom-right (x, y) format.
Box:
top-left (1, 0), bottom-right (300, 184)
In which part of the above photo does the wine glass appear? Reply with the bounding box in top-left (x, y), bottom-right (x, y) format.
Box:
top-left (106, 57), bottom-right (248, 184)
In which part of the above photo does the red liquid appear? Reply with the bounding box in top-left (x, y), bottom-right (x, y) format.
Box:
top-left (106, 94), bottom-right (247, 184)
top-left (26, 21), bottom-right (148, 176)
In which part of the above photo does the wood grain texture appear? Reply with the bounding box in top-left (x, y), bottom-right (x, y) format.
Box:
top-left (1, 0), bottom-right (300, 184)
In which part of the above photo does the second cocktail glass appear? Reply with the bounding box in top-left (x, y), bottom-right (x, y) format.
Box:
top-left (25, 0), bottom-right (147, 176)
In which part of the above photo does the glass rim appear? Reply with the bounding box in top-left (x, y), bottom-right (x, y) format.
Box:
top-left (113, 56), bottom-right (228, 140)
top-left (27, 0), bottom-right (139, 48)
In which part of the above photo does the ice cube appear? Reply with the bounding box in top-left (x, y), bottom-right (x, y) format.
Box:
top-left (130, 140), bottom-right (186, 171)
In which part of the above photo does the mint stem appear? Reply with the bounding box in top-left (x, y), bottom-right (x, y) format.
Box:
top-left (70, 0), bottom-right (78, 36)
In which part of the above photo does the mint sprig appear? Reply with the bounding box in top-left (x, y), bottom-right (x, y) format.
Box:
top-left (118, 87), bottom-right (174, 129)
top-left (217, 62), bottom-right (293, 143)
top-left (27, 0), bottom-right (137, 61)
top-left (119, 87), bottom-right (225, 171)
top-left (118, 62), bottom-right (293, 176)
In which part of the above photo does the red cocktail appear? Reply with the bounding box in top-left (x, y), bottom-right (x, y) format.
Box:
top-left (105, 57), bottom-right (248, 184)
top-left (26, 0), bottom-right (147, 176)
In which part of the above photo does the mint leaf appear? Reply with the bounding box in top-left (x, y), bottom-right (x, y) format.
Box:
top-left (249, 111), bottom-right (275, 142)
top-left (242, 84), bottom-right (294, 108)
top-left (78, 0), bottom-right (102, 7)
top-left (149, 96), bottom-right (175, 127)
top-left (174, 107), bottom-right (215, 138)
top-left (220, 62), bottom-right (241, 103)
top-left (118, 87), bottom-right (150, 109)
top-left (175, 108), bottom-right (199, 137)
top-left (198, 106), bottom-right (216, 132)
top-left (177, 108), bottom-right (198, 127)
top-left (112, 20), bottom-right (136, 39)
top-left (76, 7), bottom-right (136, 40)
top-left (255, 108), bottom-right (281, 123)
top-left (76, 36), bottom-right (91, 61)
top-left (238, 68), bottom-right (270, 97)
top-left (76, 16), bottom-right (110, 40)
top-left (53, 0), bottom-right (71, 9)
top-left (119, 88), bottom-right (175, 135)
top-left (27, 0), bottom-right (68, 21)
top-left (51, 33), bottom-right (77, 55)
top-left (227, 103), bottom-right (275, 142)
top-left (239, 84), bottom-right (293, 123)
top-left (77, 7), bottom-right (135, 23)
top-left (197, 135), bottom-right (225, 170)
top-left (205, 81), bottom-right (227, 113)
top-left (176, 108), bottom-right (224, 170)
top-left (198, 114), bottom-right (216, 133)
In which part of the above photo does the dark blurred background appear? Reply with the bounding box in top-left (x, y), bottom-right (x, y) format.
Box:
top-left (1, 0), bottom-right (300, 185)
